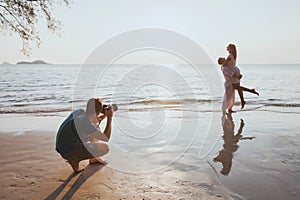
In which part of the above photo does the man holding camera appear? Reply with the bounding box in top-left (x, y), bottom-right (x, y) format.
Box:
top-left (56, 98), bottom-right (113, 173)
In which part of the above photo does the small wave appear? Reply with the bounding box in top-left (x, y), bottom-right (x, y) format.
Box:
top-left (267, 98), bottom-right (283, 101)
top-left (1, 94), bottom-right (16, 98)
top-left (68, 99), bottom-right (86, 104)
top-left (265, 103), bottom-right (300, 107)
top-left (124, 105), bottom-right (181, 112)
top-left (123, 98), bottom-right (217, 106)
top-left (12, 104), bottom-right (30, 107)
top-left (117, 105), bottom-right (220, 113)
top-left (0, 108), bottom-right (72, 114)
top-left (33, 96), bottom-right (56, 101)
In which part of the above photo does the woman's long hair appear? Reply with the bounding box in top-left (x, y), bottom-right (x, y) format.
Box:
top-left (227, 44), bottom-right (237, 60)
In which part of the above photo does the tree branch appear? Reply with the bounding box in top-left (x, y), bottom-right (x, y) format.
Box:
top-left (0, 0), bottom-right (69, 55)
top-left (0, 4), bottom-right (29, 32)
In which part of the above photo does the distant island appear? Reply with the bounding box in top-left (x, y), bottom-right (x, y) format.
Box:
top-left (1, 61), bottom-right (11, 65)
top-left (17, 60), bottom-right (50, 65)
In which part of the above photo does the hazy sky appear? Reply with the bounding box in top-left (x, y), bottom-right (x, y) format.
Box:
top-left (1, 0), bottom-right (299, 64)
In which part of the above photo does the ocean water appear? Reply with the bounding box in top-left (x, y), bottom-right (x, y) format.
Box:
top-left (1, 64), bottom-right (300, 199)
top-left (1, 64), bottom-right (300, 116)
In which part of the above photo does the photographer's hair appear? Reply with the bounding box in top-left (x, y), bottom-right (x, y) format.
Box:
top-left (86, 98), bottom-right (103, 115)
top-left (227, 43), bottom-right (237, 60)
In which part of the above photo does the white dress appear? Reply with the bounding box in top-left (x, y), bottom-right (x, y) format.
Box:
top-left (221, 65), bottom-right (235, 112)
top-left (221, 53), bottom-right (239, 112)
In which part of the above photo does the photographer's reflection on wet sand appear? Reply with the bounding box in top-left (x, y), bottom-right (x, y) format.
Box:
top-left (213, 113), bottom-right (255, 175)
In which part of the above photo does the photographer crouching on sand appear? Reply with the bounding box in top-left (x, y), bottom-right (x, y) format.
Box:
top-left (56, 98), bottom-right (116, 173)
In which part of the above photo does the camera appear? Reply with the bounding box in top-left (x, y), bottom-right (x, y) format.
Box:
top-left (102, 103), bottom-right (118, 112)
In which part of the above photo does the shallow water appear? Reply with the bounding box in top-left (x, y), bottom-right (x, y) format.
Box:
top-left (1, 64), bottom-right (300, 115)
top-left (208, 111), bottom-right (300, 200)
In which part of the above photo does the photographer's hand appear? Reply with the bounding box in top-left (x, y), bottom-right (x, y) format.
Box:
top-left (105, 107), bottom-right (114, 118)
top-left (103, 107), bottom-right (113, 140)
top-left (97, 114), bottom-right (107, 124)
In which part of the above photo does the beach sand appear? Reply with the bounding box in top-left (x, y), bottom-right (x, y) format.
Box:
top-left (0, 131), bottom-right (233, 200)
top-left (0, 110), bottom-right (299, 199)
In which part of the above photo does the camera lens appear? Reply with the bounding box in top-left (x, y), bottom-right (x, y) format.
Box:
top-left (111, 103), bottom-right (118, 111)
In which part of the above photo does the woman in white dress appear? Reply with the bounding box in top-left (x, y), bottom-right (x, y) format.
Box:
top-left (220, 44), bottom-right (238, 114)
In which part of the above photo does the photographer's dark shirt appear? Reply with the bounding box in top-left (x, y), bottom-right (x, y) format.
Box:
top-left (55, 109), bottom-right (97, 155)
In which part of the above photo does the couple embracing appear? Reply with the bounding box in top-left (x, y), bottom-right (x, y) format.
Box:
top-left (219, 44), bottom-right (259, 114)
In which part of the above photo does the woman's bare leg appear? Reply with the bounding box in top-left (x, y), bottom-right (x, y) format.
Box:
top-left (240, 86), bottom-right (259, 96)
top-left (228, 90), bottom-right (235, 113)
top-left (237, 88), bottom-right (246, 109)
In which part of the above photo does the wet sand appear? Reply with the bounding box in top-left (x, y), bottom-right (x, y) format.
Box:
top-left (208, 111), bottom-right (300, 200)
top-left (0, 110), bottom-right (299, 199)
top-left (0, 131), bottom-right (233, 199)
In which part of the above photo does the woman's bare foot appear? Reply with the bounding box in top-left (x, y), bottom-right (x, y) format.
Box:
top-left (68, 160), bottom-right (84, 173)
top-left (89, 157), bottom-right (108, 165)
top-left (252, 89), bottom-right (259, 96)
top-left (228, 109), bottom-right (236, 114)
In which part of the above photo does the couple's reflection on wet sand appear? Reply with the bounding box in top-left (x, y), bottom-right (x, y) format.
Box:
top-left (213, 113), bottom-right (255, 175)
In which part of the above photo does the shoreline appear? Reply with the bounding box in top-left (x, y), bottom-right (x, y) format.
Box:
top-left (0, 110), bottom-right (299, 199)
